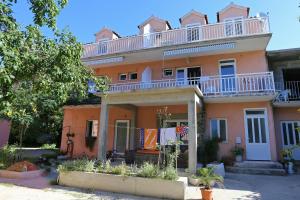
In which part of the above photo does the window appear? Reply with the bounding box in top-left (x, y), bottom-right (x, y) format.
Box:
top-left (163, 69), bottom-right (173, 77)
top-left (164, 119), bottom-right (188, 145)
top-left (86, 120), bottom-right (98, 137)
top-left (219, 60), bottom-right (236, 92)
top-left (210, 119), bottom-right (227, 142)
top-left (225, 17), bottom-right (243, 36)
top-left (129, 72), bottom-right (137, 80)
top-left (119, 73), bottom-right (127, 81)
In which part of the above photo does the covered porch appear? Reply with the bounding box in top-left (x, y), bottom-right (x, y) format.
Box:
top-left (96, 87), bottom-right (203, 173)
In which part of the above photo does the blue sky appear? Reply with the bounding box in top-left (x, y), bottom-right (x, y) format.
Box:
top-left (13, 0), bottom-right (300, 50)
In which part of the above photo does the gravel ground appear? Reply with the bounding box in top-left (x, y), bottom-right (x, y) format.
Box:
top-left (1, 173), bottom-right (300, 200)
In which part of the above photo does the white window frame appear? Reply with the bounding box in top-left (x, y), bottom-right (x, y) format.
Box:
top-left (186, 23), bottom-right (202, 42)
top-left (224, 16), bottom-right (244, 36)
top-left (163, 68), bottom-right (173, 78)
top-left (218, 59), bottom-right (237, 75)
top-left (119, 73), bottom-right (127, 81)
top-left (129, 72), bottom-right (138, 80)
top-left (86, 120), bottom-right (98, 137)
top-left (280, 121), bottom-right (300, 147)
top-left (210, 118), bottom-right (228, 143)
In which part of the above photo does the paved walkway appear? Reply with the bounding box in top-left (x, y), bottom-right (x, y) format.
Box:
top-left (0, 173), bottom-right (300, 200)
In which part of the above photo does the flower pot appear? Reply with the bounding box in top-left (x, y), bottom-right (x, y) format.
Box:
top-left (235, 155), bottom-right (242, 162)
top-left (201, 188), bottom-right (213, 200)
top-left (188, 176), bottom-right (200, 186)
top-left (288, 162), bottom-right (294, 174)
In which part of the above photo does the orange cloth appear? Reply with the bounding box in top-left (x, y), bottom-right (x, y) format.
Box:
top-left (144, 129), bottom-right (157, 150)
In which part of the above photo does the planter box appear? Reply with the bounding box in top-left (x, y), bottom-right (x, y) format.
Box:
top-left (0, 169), bottom-right (44, 179)
top-left (59, 171), bottom-right (187, 199)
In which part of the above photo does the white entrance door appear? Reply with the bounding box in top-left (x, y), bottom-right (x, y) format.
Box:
top-left (281, 121), bottom-right (300, 160)
top-left (244, 109), bottom-right (271, 160)
top-left (114, 120), bottom-right (130, 155)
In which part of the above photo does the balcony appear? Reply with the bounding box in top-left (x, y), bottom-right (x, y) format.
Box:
top-left (83, 17), bottom-right (270, 58)
top-left (274, 81), bottom-right (300, 103)
top-left (104, 72), bottom-right (275, 101)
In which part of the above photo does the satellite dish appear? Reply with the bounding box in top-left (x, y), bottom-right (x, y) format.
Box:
top-left (256, 12), bottom-right (268, 18)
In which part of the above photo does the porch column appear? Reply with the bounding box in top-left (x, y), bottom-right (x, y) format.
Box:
top-left (98, 102), bottom-right (109, 161)
top-left (129, 107), bottom-right (137, 150)
top-left (188, 95), bottom-right (198, 174)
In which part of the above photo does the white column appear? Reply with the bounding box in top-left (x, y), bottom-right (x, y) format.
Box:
top-left (98, 102), bottom-right (109, 161)
top-left (188, 95), bottom-right (198, 174)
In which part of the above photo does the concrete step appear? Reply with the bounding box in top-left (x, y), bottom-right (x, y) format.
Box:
top-left (226, 166), bottom-right (286, 176)
top-left (234, 161), bottom-right (283, 169)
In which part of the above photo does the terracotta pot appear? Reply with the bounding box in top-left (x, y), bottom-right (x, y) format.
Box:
top-left (201, 188), bottom-right (213, 200)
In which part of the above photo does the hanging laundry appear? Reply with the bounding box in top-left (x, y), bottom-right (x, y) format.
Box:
top-left (160, 127), bottom-right (177, 145)
top-left (139, 128), bottom-right (145, 149)
top-left (176, 126), bottom-right (189, 137)
top-left (144, 129), bottom-right (158, 150)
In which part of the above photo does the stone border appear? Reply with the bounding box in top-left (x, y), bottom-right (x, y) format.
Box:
top-left (59, 171), bottom-right (187, 199)
top-left (0, 169), bottom-right (44, 179)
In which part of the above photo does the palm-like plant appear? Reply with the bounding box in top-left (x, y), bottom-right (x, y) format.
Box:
top-left (197, 167), bottom-right (224, 189)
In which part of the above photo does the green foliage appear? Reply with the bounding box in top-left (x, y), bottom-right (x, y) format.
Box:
top-left (231, 146), bottom-right (244, 156)
top-left (160, 166), bottom-right (178, 180)
top-left (197, 167), bottom-right (223, 189)
top-left (41, 143), bottom-right (57, 150)
top-left (57, 158), bottom-right (95, 172)
top-left (0, 0), bottom-right (106, 147)
top-left (198, 138), bottom-right (221, 164)
top-left (0, 145), bottom-right (20, 169)
top-left (137, 162), bottom-right (159, 178)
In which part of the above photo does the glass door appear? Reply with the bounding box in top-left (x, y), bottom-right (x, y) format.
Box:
top-left (281, 121), bottom-right (300, 160)
top-left (244, 110), bottom-right (271, 160)
top-left (220, 60), bottom-right (236, 93)
top-left (114, 120), bottom-right (129, 155)
top-left (176, 69), bottom-right (187, 86)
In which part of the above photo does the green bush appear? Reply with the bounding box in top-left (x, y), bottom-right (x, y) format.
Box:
top-left (41, 143), bottom-right (57, 150)
top-left (137, 162), bottom-right (159, 178)
top-left (160, 166), bottom-right (178, 180)
top-left (58, 158), bottom-right (95, 172)
top-left (0, 145), bottom-right (20, 169)
top-left (110, 162), bottom-right (129, 176)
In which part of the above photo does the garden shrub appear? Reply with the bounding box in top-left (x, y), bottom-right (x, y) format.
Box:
top-left (137, 162), bottom-right (159, 178)
top-left (58, 158), bottom-right (95, 172)
top-left (160, 166), bottom-right (178, 180)
top-left (0, 145), bottom-right (20, 169)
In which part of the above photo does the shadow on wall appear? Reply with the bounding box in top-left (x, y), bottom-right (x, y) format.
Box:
top-left (0, 120), bottom-right (11, 148)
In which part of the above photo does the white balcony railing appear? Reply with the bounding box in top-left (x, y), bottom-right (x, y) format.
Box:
top-left (107, 72), bottom-right (275, 97)
top-left (275, 81), bottom-right (300, 101)
top-left (83, 17), bottom-right (270, 58)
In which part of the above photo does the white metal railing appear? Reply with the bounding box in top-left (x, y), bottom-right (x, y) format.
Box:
top-left (275, 81), bottom-right (300, 101)
top-left (106, 72), bottom-right (275, 97)
top-left (83, 17), bottom-right (270, 58)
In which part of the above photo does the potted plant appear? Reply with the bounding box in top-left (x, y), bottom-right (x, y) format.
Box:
top-left (197, 167), bottom-right (223, 200)
top-left (231, 146), bottom-right (244, 162)
top-left (280, 145), bottom-right (299, 174)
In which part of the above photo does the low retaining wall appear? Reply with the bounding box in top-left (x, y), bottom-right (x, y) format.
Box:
top-left (59, 171), bottom-right (187, 199)
top-left (0, 169), bottom-right (44, 179)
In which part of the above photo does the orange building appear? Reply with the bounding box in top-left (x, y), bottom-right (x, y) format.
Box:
top-left (60, 3), bottom-right (300, 173)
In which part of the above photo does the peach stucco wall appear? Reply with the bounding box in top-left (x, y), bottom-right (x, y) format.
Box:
top-left (0, 120), bottom-right (11, 148)
top-left (219, 6), bottom-right (248, 22)
top-left (95, 28), bottom-right (119, 42)
top-left (180, 13), bottom-right (207, 26)
top-left (273, 107), bottom-right (300, 158)
top-left (139, 18), bottom-right (169, 34)
top-left (95, 51), bottom-right (268, 84)
top-left (205, 102), bottom-right (277, 161)
top-left (61, 102), bottom-right (277, 161)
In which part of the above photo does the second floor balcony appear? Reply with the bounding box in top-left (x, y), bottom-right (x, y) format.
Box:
top-left (104, 72), bottom-right (275, 101)
top-left (83, 17), bottom-right (270, 58)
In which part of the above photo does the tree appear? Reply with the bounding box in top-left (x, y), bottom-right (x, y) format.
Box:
top-left (0, 0), bottom-right (105, 147)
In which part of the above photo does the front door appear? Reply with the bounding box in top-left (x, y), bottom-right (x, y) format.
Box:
top-left (281, 121), bottom-right (300, 160)
top-left (114, 120), bottom-right (129, 155)
top-left (244, 109), bottom-right (271, 160)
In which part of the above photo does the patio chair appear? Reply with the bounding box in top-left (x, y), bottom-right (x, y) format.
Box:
top-left (274, 89), bottom-right (290, 102)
